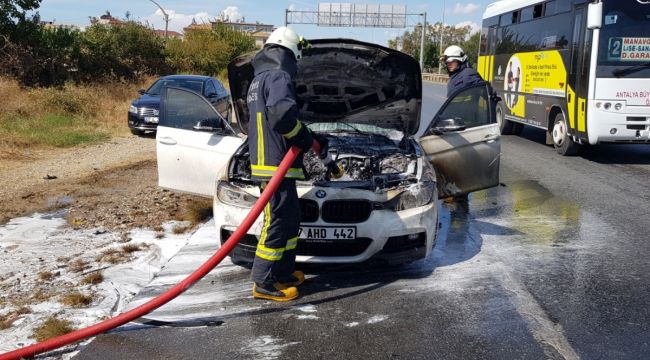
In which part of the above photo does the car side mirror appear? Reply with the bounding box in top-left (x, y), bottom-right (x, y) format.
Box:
top-left (431, 117), bottom-right (467, 134)
top-left (138, 89), bottom-right (146, 95)
top-left (192, 118), bottom-right (223, 132)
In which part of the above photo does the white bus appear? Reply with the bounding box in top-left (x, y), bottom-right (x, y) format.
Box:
top-left (478, 0), bottom-right (650, 155)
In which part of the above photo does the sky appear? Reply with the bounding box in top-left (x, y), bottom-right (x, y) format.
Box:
top-left (32, 0), bottom-right (496, 46)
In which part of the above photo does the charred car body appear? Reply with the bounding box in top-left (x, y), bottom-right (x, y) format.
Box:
top-left (155, 39), bottom-right (501, 267)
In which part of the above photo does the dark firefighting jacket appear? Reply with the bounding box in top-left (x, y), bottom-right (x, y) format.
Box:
top-left (247, 46), bottom-right (311, 181)
top-left (447, 61), bottom-right (485, 96)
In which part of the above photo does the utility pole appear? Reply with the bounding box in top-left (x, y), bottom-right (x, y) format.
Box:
top-left (438, 0), bottom-right (446, 74)
top-left (419, 12), bottom-right (426, 71)
top-left (148, 0), bottom-right (169, 38)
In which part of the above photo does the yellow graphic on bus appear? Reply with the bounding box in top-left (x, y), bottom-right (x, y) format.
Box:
top-left (503, 50), bottom-right (568, 117)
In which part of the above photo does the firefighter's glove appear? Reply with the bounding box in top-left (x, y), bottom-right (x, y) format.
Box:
top-left (313, 134), bottom-right (329, 159)
top-left (294, 124), bottom-right (314, 153)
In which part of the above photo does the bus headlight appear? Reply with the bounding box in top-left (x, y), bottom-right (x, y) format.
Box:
top-left (603, 102), bottom-right (612, 110)
top-left (614, 103), bottom-right (622, 111)
top-left (217, 181), bottom-right (257, 208)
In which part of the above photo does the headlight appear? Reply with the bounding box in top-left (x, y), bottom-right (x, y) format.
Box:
top-left (217, 181), bottom-right (258, 208)
top-left (384, 182), bottom-right (435, 211)
top-left (129, 105), bottom-right (138, 114)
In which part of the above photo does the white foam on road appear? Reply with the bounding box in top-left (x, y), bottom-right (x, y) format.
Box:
top-left (0, 213), bottom-right (196, 354)
top-left (244, 335), bottom-right (300, 360)
top-left (367, 315), bottom-right (387, 324)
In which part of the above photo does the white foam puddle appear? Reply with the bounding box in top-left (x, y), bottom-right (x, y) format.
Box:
top-left (0, 213), bottom-right (199, 354)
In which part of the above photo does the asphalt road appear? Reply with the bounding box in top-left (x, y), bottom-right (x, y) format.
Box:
top-left (74, 82), bottom-right (650, 360)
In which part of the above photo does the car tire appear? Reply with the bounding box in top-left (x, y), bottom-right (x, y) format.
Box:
top-left (551, 112), bottom-right (580, 156)
top-left (130, 129), bottom-right (145, 136)
top-left (496, 101), bottom-right (515, 135)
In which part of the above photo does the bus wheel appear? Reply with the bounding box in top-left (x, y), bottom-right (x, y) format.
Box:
top-left (496, 102), bottom-right (514, 135)
top-left (552, 113), bottom-right (579, 156)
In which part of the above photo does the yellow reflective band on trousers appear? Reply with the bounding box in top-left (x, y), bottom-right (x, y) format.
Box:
top-left (285, 236), bottom-right (298, 250)
top-left (282, 120), bottom-right (302, 139)
top-left (251, 164), bottom-right (305, 179)
top-left (256, 112), bottom-right (265, 166)
top-left (256, 203), bottom-right (285, 261)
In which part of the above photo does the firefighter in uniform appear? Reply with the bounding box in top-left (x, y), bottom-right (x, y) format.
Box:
top-left (247, 27), bottom-right (325, 301)
top-left (442, 45), bottom-right (485, 96)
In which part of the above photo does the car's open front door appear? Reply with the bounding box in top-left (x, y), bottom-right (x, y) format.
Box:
top-left (156, 87), bottom-right (243, 197)
top-left (418, 83), bottom-right (500, 198)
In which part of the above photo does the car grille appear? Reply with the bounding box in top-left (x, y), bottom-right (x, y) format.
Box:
top-left (300, 199), bottom-right (319, 223)
top-left (220, 229), bottom-right (372, 257)
top-left (137, 107), bottom-right (158, 117)
top-left (321, 200), bottom-right (372, 223)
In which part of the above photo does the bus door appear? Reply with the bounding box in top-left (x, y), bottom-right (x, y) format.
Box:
top-left (568, 5), bottom-right (591, 137)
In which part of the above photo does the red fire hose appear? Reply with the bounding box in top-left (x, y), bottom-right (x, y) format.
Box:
top-left (0, 142), bottom-right (318, 360)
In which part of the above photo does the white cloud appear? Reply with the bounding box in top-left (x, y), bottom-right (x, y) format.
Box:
top-left (455, 20), bottom-right (480, 36)
top-left (220, 6), bottom-right (242, 22)
top-left (144, 9), bottom-right (214, 32)
top-left (452, 3), bottom-right (481, 15)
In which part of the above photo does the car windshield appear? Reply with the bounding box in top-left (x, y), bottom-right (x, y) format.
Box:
top-left (307, 122), bottom-right (402, 140)
top-left (146, 79), bottom-right (204, 95)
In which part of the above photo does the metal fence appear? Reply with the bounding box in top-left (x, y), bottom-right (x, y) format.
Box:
top-left (422, 73), bottom-right (449, 83)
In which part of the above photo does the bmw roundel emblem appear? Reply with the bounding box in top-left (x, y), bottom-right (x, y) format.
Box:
top-left (315, 190), bottom-right (327, 198)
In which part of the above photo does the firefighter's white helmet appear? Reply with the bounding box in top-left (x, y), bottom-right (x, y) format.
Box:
top-left (265, 26), bottom-right (308, 60)
top-left (442, 45), bottom-right (468, 63)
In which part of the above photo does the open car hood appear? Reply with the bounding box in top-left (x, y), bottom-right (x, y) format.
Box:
top-left (228, 38), bottom-right (422, 136)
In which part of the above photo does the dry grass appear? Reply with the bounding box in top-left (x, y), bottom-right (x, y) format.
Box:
top-left (32, 317), bottom-right (75, 341)
top-left (172, 224), bottom-right (192, 234)
top-left (96, 248), bottom-right (130, 264)
top-left (81, 272), bottom-right (104, 285)
top-left (121, 243), bottom-right (144, 254)
top-left (38, 271), bottom-right (55, 281)
top-left (152, 225), bottom-right (164, 232)
top-left (183, 199), bottom-right (213, 225)
top-left (68, 259), bottom-right (88, 273)
top-left (0, 76), bottom-right (154, 158)
top-left (0, 306), bottom-right (32, 330)
top-left (60, 292), bottom-right (93, 307)
top-left (0, 316), bottom-right (12, 330)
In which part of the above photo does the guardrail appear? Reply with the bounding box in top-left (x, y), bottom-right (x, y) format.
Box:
top-left (422, 73), bottom-right (449, 83)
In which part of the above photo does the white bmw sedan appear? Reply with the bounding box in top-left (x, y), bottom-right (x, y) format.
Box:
top-left (155, 39), bottom-right (501, 267)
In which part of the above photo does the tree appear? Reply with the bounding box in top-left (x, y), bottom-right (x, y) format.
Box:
top-left (461, 32), bottom-right (481, 67)
top-left (0, 0), bottom-right (42, 35)
top-left (388, 22), bottom-right (475, 72)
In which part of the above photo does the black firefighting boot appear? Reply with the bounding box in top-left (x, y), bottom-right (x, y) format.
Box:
top-left (252, 282), bottom-right (299, 302)
top-left (278, 271), bottom-right (305, 287)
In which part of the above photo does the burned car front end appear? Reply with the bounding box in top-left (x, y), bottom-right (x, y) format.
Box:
top-left (218, 39), bottom-right (438, 266)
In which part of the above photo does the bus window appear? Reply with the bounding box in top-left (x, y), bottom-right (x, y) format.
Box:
top-left (500, 10), bottom-right (519, 26)
top-left (520, 6), bottom-right (538, 22)
top-left (545, 0), bottom-right (571, 16)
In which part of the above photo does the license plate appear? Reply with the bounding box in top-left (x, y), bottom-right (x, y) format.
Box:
top-left (299, 226), bottom-right (356, 240)
top-left (144, 116), bottom-right (159, 123)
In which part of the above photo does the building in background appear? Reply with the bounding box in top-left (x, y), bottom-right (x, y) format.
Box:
top-left (153, 29), bottom-right (183, 39)
top-left (212, 19), bottom-right (275, 48)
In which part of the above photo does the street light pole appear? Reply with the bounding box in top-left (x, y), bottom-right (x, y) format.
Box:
top-left (438, 0), bottom-right (446, 74)
top-left (419, 12), bottom-right (426, 71)
top-left (148, 0), bottom-right (169, 38)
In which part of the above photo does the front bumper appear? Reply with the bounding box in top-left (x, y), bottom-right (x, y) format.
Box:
top-left (587, 101), bottom-right (650, 144)
top-left (213, 186), bottom-right (438, 266)
top-left (128, 113), bottom-right (159, 132)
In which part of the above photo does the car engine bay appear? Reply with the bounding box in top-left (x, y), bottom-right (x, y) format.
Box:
top-left (229, 131), bottom-right (420, 191)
